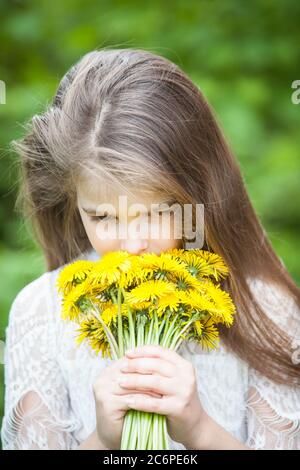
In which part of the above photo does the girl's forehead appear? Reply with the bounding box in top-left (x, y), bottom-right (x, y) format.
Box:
top-left (76, 175), bottom-right (172, 208)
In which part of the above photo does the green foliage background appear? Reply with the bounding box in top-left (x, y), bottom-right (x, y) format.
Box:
top-left (0, 0), bottom-right (299, 448)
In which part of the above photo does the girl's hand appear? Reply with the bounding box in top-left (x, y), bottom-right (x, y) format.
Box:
top-left (92, 355), bottom-right (163, 449)
top-left (120, 344), bottom-right (208, 449)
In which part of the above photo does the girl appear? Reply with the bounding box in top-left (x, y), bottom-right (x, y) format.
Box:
top-left (1, 48), bottom-right (300, 450)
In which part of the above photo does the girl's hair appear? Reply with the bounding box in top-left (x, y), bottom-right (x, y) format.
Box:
top-left (12, 48), bottom-right (300, 386)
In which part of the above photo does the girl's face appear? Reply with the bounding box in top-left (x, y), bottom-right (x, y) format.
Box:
top-left (76, 178), bottom-right (183, 257)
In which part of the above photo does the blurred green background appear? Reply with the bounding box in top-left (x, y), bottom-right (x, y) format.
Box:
top-left (0, 0), bottom-right (299, 448)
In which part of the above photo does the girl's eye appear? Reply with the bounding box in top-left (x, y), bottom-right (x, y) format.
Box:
top-left (90, 214), bottom-right (116, 222)
top-left (89, 209), bottom-right (173, 223)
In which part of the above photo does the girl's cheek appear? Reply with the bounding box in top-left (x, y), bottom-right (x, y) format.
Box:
top-left (91, 236), bottom-right (120, 255)
top-left (151, 238), bottom-right (182, 253)
top-left (81, 219), bottom-right (118, 254)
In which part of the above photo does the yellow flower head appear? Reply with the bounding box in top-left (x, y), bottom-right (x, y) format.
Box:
top-left (200, 280), bottom-right (236, 327)
top-left (171, 270), bottom-right (203, 291)
top-left (61, 278), bottom-right (93, 322)
top-left (75, 314), bottom-right (111, 358)
top-left (182, 249), bottom-right (229, 281)
top-left (119, 256), bottom-right (151, 288)
top-left (138, 253), bottom-right (187, 280)
top-left (164, 248), bottom-right (186, 258)
top-left (156, 291), bottom-right (182, 316)
top-left (125, 300), bottom-right (153, 312)
top-left (178, 289), bottom-right (217, 316)
top-left (90, 250), bottom-right (134, 286)
top-left (124, 279), bottom-right (176, 305)
top-left (56, 260), bottom-right (95, 295)
top-left (101, 303), bottom-right (128, 325)
top-left (193, 316), bottom-right (220, 351)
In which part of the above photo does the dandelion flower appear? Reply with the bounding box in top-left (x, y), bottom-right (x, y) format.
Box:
top-left (56, 260), bottom-right (95, 295)
top-left (90, 250), bottom-right (133, 286)
top-left (139, 253), bottom-right (187, 280)
top-left (125, 279), bottom-right (176, 304)
top-left (61, 279), bottom-right (92, 322)
top-left (200, 280), bottom-right (236, 326)
top-left (156, 291), bottom-right (182, 315)
top-left (183, 249), bottom-right (229, 281)
top-left (194, 317), bottom-right (220, 350)
top-left (76, 314), bottom-right (110, 357)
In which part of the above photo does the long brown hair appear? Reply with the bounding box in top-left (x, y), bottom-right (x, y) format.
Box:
top-left (11, 47), bottom-right (300, 386)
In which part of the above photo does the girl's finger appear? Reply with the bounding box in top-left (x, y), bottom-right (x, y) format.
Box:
top-left (109, 372), bottom-right (163, 398)
top-left (120, 356), bottom-right (176, 378)
top-left (122, 393), bottom-right (177, 415)
top-left (125, 344), bottom-right (186, 367)
top-left (118, 372), bottom-right (174, 396)
top-left (114, 385), bottom-right (163, 399)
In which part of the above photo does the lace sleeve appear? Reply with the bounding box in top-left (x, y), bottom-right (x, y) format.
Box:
top-left (0, 272), bottom-right (81, 450)
top-left (245, 278), bottom-right (300, 450)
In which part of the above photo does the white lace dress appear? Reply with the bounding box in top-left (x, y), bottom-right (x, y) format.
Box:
top-left (1, 247), bottom-right (300, 450)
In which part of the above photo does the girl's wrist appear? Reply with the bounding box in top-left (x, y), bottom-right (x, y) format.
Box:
top-left (76, 428), bottom-right (109, 450)
top-left (183, 411), bottom-right (251, 450)
top-left (182, 409), bottom-right (212, 450)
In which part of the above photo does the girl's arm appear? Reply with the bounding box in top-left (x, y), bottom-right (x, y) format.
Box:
top-left (1, 273), bottom-right (81, 450)
top-left (242, 278), bottom-right (300, 450)
top-left (76, 429), bottom-right (109, 450)
top-left (185, 410), bottom-right (251, 450)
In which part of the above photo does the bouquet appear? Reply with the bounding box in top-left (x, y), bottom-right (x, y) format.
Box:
top-left (56, 248), bottom-right (236, 449)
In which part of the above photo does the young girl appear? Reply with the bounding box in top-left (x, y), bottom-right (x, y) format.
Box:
top-left (1, 48), bottom-right (300, 450)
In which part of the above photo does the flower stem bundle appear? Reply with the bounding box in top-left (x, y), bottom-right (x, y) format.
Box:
top-left (56, 248), bottom-right (236, 449)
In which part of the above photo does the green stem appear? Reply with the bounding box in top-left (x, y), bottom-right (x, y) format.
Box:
top-left (154, 310), bottom-right (159, 344)
top-left (145, 314), bottom-right (153, 344)
top-left (144, 412), bottom-right (154, 448)
top-left (161, 310), bottom-right (172, 341)
top-left (117, 287), bottom-right (124, 357)
top-left (153, 412), bottom-right (158, 449)
top-left (161, 315), bottom-right (178, 348)
top-left (162, 415), bottom-right (170, 449)
top-left (121, 408), bottom-right (134, 449)
top-left (89, 303), bottom-right (119, 359)
top-left (121, 287), bottom-right (136, 350)
top-left (157, 315), bottom-right (167, 340)
top-left (123, 328), bottom-right (130, 350)
top-left (169, 317), bottom-right (195, 349)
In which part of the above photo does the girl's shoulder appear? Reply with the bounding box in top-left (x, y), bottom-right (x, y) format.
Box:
top-left (5, 269), bottom-right (55, 350)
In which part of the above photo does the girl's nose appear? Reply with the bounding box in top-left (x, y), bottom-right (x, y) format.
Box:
top-left (120, 239), bottom-right (148, 254)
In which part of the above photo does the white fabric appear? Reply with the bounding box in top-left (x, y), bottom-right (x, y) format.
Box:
top-left (1, 247), bottom-right (300, 450)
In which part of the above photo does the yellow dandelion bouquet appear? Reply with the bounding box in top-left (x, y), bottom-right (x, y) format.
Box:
top-left (56, 248), bottom-right (236, 450)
